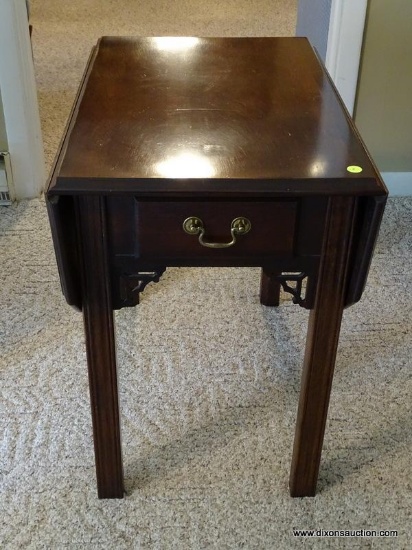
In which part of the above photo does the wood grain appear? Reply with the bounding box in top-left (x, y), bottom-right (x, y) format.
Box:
top-left (77, 195), bottom-right (124, 498)
top-left (290, 196), bottom-right (356, 496)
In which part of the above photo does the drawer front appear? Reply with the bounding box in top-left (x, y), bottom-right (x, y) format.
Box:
top-left (135, 200), bottom-right (297, 259)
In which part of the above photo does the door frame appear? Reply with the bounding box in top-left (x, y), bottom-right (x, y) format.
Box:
top-left (325, 0), bottom-right (368, 115)
top-left (0, 0), bottom-right (45, 200)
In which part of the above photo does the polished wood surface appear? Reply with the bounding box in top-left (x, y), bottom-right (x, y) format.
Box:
top-left (260, 271), bottom-right (281, 307)
top-left (46, 37), bottom-right (387, 499)
top-left (77, 196), bottom-right (124, 498)
top-left (290, 196), bottom-right (355, 496)
top-left (135, 200), bottom-right (297, 258)
top-left (49, 36), bottom-right (385, 196)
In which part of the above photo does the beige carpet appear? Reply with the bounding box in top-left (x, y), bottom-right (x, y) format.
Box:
top-left (1, 1), bottom-right (411, 548)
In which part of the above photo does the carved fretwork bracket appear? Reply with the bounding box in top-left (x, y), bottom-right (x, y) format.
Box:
top-left (274, 272), bottom-right (308, 307)
top-left (262, 269), bottom-right (314, 309)
top-left (119, 268), bottom-right (166, 307)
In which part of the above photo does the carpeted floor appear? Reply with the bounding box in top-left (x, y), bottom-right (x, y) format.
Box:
top-left (1, 1), bottom-right (411, 548)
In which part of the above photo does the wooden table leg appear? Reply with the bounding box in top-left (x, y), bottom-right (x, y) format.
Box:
top-left (260, 269), bottom-right (281, 306)
top-left (289, 197), bottom-right (355, 497)
top-left (78, 196), bottom-right (124, 498)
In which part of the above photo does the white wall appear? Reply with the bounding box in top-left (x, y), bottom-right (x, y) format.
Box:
top-left (355, 0), bottom-right (412, 196)
top-left (296, 0), bottom-right (367, 114)
top-left (296, 0), bottom-right (332, 61)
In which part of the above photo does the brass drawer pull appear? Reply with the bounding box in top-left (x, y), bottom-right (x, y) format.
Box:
top-left (183, 216), bottom-right (251, 248)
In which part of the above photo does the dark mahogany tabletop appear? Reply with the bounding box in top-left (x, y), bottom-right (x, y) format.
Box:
top-left (49, 36), bottom-right (386, 197)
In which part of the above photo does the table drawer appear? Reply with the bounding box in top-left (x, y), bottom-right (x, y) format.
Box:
top-left (135, 200), bottom-right (297, 259)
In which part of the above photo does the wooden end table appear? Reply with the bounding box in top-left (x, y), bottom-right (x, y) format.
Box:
top-left (46, 37), bottom-right (387, 498)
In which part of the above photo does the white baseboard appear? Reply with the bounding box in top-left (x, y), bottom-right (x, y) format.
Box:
top-left (381, 172), bottom-right (412, 196)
